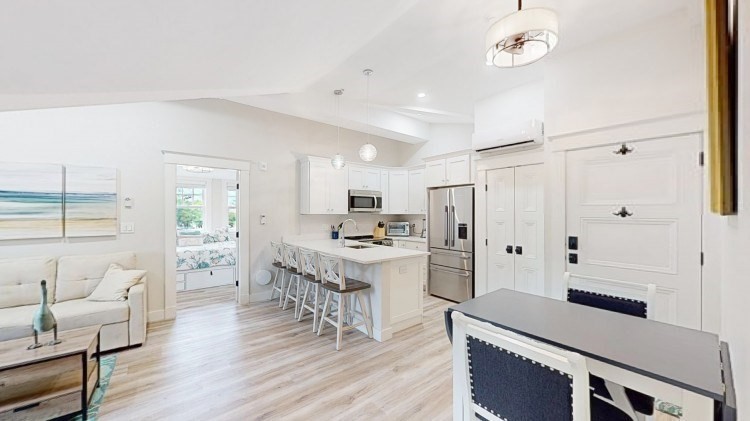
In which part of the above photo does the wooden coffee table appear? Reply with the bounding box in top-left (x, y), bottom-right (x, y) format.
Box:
top-left (0, 325), bottom-right (101, 421)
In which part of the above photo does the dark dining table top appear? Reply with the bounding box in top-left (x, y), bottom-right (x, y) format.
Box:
top-left (445, 289), bottom-right (730, 403)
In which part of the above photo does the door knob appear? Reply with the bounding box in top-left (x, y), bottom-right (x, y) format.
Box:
top-left (612, 206), bottom-right (633, 218)
top-left (515, 246), bottom-right (523, 255)
top-left (505, 245), bottom-right (513, 254)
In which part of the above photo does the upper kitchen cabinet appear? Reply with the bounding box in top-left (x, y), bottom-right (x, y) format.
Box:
top-left (388, 170), bottom-right (409, 214)
top-left (424, 153), bottom-right (472, 187)
top-left (380, 170), bottom-right (390, 214)
top-left (349, 165), bottom-right (381, 191)
top-left (408, 168), bottom-right (426, 214)
top-left (300, 157), bottom-right (349, 215)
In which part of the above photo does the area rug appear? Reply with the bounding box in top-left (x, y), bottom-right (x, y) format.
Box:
top-left (53, 354), bottom-right (117, 421)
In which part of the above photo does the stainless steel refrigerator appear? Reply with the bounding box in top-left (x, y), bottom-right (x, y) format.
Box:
top-left (428, 186), bottom-right (474, 302)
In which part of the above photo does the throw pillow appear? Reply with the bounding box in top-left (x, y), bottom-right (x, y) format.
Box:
top-left (86, 263), bottom-right (145, 302)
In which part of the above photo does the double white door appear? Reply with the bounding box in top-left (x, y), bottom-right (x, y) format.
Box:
top-left (565, 135), bottom-right (702, 328)
top-left (486, 164), bottom-right (545, 295)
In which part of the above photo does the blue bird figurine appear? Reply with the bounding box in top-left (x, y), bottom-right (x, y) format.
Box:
top-left (27, 280), bottom-right (62, 349)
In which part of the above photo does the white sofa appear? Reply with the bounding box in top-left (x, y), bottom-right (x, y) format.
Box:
top-left (0, 251), bottom-right (147, 351)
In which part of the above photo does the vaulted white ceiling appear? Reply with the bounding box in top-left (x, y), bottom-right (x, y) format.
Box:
top-left (0, 0), bottom-right (691, 143)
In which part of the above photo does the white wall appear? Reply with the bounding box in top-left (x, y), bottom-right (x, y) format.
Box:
top-left (401, 124), bottom-right (473, 167)
top-left (473, 81), bottom-right (544, 135)
top-left (0, 99), bottom-right (413, 318)
top-left (718, 0), bottom-right (750, 414)
top-left (544, 9), bottom-right (705, 137)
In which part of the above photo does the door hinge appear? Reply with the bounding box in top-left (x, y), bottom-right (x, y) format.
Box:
top-left (701, 252), bottom-right (704, 266)
top-left (235, 280), bottom-right (239, 287)
top-left (236, 183), bottom-right (240, 189)
top-left (236, 232), bottom-right (239, 238)
top-left (485, 184), bottom-right (488, 192)
top-left (699, 152), bottom-right (705, 167)
top-left (485, 238), bottom-right (488, 246)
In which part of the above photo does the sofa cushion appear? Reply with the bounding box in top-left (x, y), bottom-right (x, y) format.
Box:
top-left (0, 256), bottom-right (57, 309)
top-left (0, 305), bottom-right (37, 341)
top-left (87, 264), bottom-right (145, 302)
top-left (56, 252), bottom-right (136, 302)
top-left (52, 299), bottom-right (129, 331)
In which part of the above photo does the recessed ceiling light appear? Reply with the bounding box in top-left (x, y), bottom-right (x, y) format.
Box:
top-left (417, 92), bottom-right (427, 98)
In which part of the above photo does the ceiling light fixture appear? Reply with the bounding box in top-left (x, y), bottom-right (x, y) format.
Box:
top-left (485, 0), bottom-right (558, 68)
top-left (331, 89), bottom-right (346, 170)
top-left (359, 69), bottom-right (377, 162)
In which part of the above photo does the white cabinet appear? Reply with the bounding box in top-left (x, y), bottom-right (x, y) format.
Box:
top-left (349, 165), bottom-right (380, 190)
top-left (300, 157), bottom-right (349, 214)
top-left (408, 169), bottom-right (426, 214)
top-left (388, 170), bottom-right (409, 214)
top-left (380, 170), bottom-right (390, 214)
top-left (424, 153), bottom-right (472, 187)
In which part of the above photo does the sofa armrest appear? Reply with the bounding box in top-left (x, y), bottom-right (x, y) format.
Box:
top-left (127, 277), bottom-right (147, 346)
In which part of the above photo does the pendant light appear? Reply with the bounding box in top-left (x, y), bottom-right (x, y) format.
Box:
top-left (485, 0), bottom-right (558, 68)
top-left (359, 69), bottom-right (378, 162)
top-left (331, 89), bottom-right (346, 170)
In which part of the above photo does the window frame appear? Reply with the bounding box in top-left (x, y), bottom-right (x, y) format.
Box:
top-left (176, 183), bottom-right (208, 230)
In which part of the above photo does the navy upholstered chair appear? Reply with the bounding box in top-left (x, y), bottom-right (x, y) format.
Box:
top-left (451, 311), bottom-right (632, 421)
top-left (563, 272), bottom-right (657, 419)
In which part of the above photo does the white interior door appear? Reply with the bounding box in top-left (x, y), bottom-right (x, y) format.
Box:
top-left (513, 164), bottom-right (545, 296)
top-left (565, 135), bottom-right (702, 328)
top-left (486, 168), bottom-right (515, 293)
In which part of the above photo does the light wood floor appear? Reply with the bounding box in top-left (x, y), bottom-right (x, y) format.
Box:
top-left (98, 285), bottom-right (454, 420)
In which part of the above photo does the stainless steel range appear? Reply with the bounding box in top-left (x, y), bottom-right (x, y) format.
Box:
top-left (345, 235), bottom-right (393, 247)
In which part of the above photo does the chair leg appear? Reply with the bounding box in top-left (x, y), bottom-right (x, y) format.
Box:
top-left (312, 284), bottom-right (319, 332)
top-left (317, 291), bottom-right (331, 336)
top-left (278, 270), bottom-right (287, 308)
top-left (336, 293), bottom-right (345, 351)
top-left (298, 281), bottom-right (311, 321)
top-left (357, 291), bottom-right (373, 339)
top-left (294, 277), bottom-right (303, 318)
top-left (283, 274), bottom-right (295, 311)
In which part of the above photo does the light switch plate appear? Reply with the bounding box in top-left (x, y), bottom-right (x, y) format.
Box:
top-left (120, 222), bottom-right (135, 234)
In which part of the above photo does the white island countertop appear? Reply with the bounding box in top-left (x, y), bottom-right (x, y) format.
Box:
top-left (282, 238), bottom-right (429, 264)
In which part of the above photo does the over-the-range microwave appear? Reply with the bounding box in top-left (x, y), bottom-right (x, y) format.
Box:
top-left (348, 190), bottom-right (383, 213)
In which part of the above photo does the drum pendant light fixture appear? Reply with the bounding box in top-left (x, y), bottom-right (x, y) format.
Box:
top-left (331, 89), bottom-right (346, 170)
top-left (358, 69), bottom-right (377, 162)
top-left (485, 0), bottom-right (558, 68)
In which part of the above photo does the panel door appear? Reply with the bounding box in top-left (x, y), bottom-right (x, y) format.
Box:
top-left (425, 159), bottom-right (446, 187)
top-left (513, 164), bottom-right (545, 296)
top-left (328, 166), bottom-right (349, 214)
top-left (486, 168), bottom-right (515, 293)
top-left (380, 170), bottom-right (390, 214)
top-left (364, 168), bottom-right (381, 190)
top-left (308, 160), bottom-right (329, 214)
top-left (348, 165), bottom-right (366, 190)
top-left (389, 170), bottom-right (409, 214)
top-left (408, 169), bottom-right (426, 214)
top-left (565, 135), bottom-right (702, 328)
top-left (446, 154), bottom-right (471, 185)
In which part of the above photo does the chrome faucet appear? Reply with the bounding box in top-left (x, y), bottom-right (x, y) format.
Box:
top-left (337, 218), bottom-right (358, 247)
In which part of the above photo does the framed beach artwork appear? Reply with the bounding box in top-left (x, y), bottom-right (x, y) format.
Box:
top-left (0, 163), bottom-right (64, 240)
top-left (64, 166), bottom-right (118, 237)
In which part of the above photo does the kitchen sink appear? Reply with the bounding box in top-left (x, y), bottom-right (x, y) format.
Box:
top-left (345, 245), bottom-right (375, 249)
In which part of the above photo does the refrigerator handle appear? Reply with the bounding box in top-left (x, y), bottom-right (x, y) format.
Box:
top-left (451, 205), bottom-right (456, 247)
top-left (444, 205), bottom-right (449, 247)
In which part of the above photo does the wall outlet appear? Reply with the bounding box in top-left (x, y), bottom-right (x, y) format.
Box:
top-left (260, 215), bottom-right (267, 225)
top-left (120, 222), bottom-right (135, 234)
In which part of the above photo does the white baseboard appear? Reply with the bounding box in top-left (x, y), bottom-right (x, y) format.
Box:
top-left (164, 306), bottom-right (176, 320)
top-left (249, 290), bottom-right (271, 303)
top-left (148, 310), bottom-right (165, 322)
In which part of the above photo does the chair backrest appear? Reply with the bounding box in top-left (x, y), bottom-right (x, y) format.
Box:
top-left (298, 248), bottom-right (319, 280)
top-left (562, 272), bottom-right (656, 320)
top-left (270, 241), bottom-right (285, 265)
top-left (283, 244), bottom-right (299, 270)
top-left (451, 311), bottom-right (590, 421)
top-left (317, 253), bottom-right (346, 289)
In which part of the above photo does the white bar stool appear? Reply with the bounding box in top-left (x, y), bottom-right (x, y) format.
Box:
top-left (296, 248), bottom-right (324, 331)
top-left (282, 243), bottom-right (302, 318)
top-left (269, 241), bottom-right (287, 307)
top-left (316, 253), bottom-right (373, 350)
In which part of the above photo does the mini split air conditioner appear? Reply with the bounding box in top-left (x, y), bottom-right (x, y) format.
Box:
top-left (472, 119), bottom-right (544, 153)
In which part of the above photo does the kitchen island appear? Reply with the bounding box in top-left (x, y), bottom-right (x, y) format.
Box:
top-left (282, 237), bottom-right (430, 342)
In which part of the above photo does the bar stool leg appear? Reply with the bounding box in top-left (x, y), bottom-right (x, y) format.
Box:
top-left (317, 291), bottom-right (332, 336)
top-left (283, 274), bottom-right (296, 311)
top-left (278, 271), bottom-right (287, 308)
top-left (312, 284), bottom-right (320, 332)
top-left (294, 276), bottom-right (303, 318)
top-left (356, 291), bottom-right (373, 339)
top-left (336, 293), bottom-right (345, 351)
top-left (297, 280), bottom-right (311, 322)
